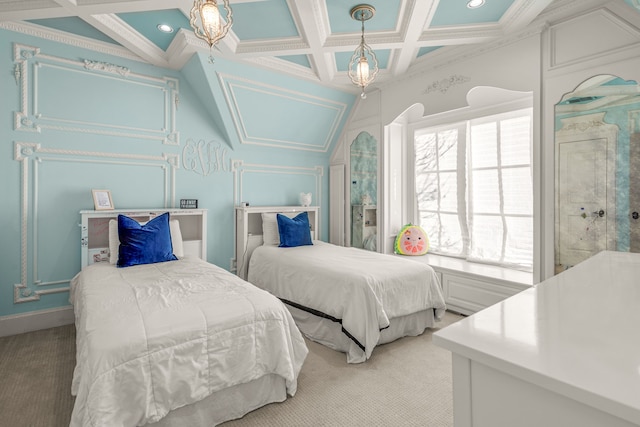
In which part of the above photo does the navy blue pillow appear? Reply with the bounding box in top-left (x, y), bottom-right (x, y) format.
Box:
top-left (117, 212), bottom-right (178, 268)
top-left (277, 212), bottom-right (313, 248)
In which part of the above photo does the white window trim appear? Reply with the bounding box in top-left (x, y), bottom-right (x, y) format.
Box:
top-left (407, 93), bottom-right (534, 272)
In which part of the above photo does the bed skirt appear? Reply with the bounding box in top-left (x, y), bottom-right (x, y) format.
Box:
top-left (286, 305), bottom-right (436, 363)
top-left (150, 374), bottom-right (287, 427)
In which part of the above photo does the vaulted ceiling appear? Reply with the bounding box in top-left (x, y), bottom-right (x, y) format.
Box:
top-left (2, 0), bottom-right (635, 94)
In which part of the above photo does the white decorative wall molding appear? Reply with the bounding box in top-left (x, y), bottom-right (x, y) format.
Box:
top-left (182, 138), bottom-right (231, 176)
top-left (83, 59), bottom-right (130, 76)
top-left (0, 21), bottom-right (144, 63)
top-left (13, 43), bottom-right (179, 145)
top-left (423, 74), bottom-right (471, 95)
top-left (547, 9), bottom-right (640, 70)
top-left (232, 160), bottom-right (324, 207)
top-left (218, 72), bottom-right (347, 152)
top-left (13, 141), bottom-right (178, 303)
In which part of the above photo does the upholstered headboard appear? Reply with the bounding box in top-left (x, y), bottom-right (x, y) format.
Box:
top-left (79, 208), bottom-right (208, 269)
top-left (234, 206), bottom-right (319, 280)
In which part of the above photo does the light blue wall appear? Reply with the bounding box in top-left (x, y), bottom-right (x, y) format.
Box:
top-left (0, 28), bottom-right (355, 318)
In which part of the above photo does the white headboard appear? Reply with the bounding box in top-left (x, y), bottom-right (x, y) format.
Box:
top-left (79, 208), bottom-right (208, 269)
top-left (235, 206), bottom-right (319, 280)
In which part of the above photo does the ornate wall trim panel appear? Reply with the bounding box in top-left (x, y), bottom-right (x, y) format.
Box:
top-left (232, 160), bottom-right (323, 207)
top-left (548, 9), bottom-right (640, 70)
top-left (13, 141), bottom-right (178, 303)
top-left (13, 43), bottom-right (179, 145)
top-left (0, 21), bottom-right (144, 63)
top-left (218, 72), bottom-right (347, 152)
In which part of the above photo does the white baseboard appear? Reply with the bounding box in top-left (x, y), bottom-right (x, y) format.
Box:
top-left (0, 306), bottom-right (74, 338)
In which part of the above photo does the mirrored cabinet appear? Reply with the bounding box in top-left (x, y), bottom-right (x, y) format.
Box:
top-left (350, 130), bottom-right (378, 251)
top-left (555, 74), bottom-right (640, 273)
top-left (351, 204), bottom-right (377, 250)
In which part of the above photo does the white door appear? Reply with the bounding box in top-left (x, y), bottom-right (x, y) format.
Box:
top-left (557, 138), bottom-right (609, 267)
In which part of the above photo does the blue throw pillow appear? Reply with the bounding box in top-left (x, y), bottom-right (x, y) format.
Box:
top-left (117, 212), bottom-right (178, 268)
top-left (277, 212), bottom-right (313, 248)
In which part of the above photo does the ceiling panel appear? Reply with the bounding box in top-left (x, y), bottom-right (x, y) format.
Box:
top-left (0, 0), bottom-right (565, 94)
top-left (232, 0), bottom-right (298, 40)
top-left (326, 0), bottom-right (401, 33)
top-left (28, 16), bottom-right (119, 44)
top-left (117, 9), bottom-right (191, 51)
top-left (430, 0), bottom-right (516, 27)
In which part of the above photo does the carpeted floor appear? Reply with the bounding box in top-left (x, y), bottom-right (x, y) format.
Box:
top-left (0, 311), bottom-right (463, 427)
top-left (0, 324), bottom-right (76, 427)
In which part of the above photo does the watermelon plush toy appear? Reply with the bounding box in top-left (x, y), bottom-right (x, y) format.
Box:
top-left (394, 224), bottom-right (429, 256)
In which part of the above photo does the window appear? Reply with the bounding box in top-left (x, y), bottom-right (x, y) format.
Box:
top-left (413, 108), bottom-right (533, 271)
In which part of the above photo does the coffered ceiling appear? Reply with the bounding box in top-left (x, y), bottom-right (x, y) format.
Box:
top-left (0, 0), bottom-right (626, 93)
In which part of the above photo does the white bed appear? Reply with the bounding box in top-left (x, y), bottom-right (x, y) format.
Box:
top-left (247, 240), bottom-right (446, 364)
top-left (70, 209), bottom-right (308, 426)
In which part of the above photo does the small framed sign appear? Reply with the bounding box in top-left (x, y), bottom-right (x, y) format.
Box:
top-left (92, 189), bottom-right (114, 210)
top-left (180, 199), bottom-right (198, 209)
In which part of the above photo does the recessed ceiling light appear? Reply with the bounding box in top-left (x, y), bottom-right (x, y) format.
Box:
top-left (467, 0), bottom-right (485, 8)
top-left (157, 23), bottom-right (174, 33)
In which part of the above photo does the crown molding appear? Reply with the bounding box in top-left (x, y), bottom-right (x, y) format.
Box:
top-left (0, 21), bottom-right (144, 62)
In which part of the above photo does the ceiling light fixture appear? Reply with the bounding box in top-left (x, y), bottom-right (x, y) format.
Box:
top-left (467, 0), bottom-right (486, 8)
top-left (157, 23), bottom-right (174, 33)
top-left (348, 4), bottom-right (379, 99)
top-left (189, 0), bottom-right (233, 64)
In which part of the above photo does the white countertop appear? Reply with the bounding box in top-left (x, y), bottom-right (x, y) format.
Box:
top-left (433, 251), bottom-right (640, 425)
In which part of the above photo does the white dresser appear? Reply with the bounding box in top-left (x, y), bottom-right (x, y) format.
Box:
top-left (433, 251), bottom-right (640, 427)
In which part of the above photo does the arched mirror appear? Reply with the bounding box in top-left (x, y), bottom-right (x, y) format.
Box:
top-left (350, 131), bottom-right (378, 251)
top-left (555, 74), bottom-right (640, 273)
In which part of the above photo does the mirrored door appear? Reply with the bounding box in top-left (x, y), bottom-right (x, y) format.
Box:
top-left (350, 131), bottom-right (378, 251)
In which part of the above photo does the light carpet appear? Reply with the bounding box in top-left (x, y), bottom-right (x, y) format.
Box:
top-left (0, 311), bottom-right (463, 427)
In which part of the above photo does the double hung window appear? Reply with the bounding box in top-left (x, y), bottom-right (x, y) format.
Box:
top-left (413, 108), bottom-right (533, 271)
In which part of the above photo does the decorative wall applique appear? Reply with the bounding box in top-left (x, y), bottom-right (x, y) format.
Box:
top-left (423, 74), bottom-right (470, 94)
top-left (182, 138), bottom-right (230, 176)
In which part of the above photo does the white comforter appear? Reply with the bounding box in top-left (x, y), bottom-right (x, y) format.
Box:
top-left (69, 257), bottom-right (308, 427)
top-left (248, 241), bottom-right (446, 363)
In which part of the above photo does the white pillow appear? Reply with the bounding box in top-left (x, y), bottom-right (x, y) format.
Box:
top-left (108, 218), bottom-right (184, 264)
top-left (261, 213), bottom-right (280, 246)
top-left (169, 220), bottom-right (184, 258)
top-left (108, 220), bottom-right (119, 264)
top-left (261, 212), bottom-right (300, 246)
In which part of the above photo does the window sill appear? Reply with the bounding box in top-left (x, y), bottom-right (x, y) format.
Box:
top-left (395, 253), bottom-right (534, 287)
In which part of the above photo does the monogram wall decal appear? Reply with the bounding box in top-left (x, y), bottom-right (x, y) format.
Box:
top-left (182, 138), bottom-right (230, 176)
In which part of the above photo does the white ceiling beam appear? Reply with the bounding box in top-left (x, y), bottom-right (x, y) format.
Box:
top-left (391, 0), bottom-right (433, 77)
top-left (0, 0), bottom-right (187, 20)
top-left (289, 0), bottom-right (334, 83)
top-left (87, 14), bottom-right (170, 68)
top-left (419, 25), bottom-right (504, 45)
top-left (502, 0), bottom-right (556, 32)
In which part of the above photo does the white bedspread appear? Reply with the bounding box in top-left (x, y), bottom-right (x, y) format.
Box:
top-left (247, 241), bottom-right (445, 363)
top-left (69, 257), bottom-right (308, 427)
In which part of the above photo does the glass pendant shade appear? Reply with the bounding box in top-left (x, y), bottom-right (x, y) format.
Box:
top-left (190, 0), bottom-right (233, 50)
top-left (357, 56), bottom-right (370, 84)
top-left (348, 5), bottom-right (378, 98)
top-left (200, 2), bottom-right (221, 42)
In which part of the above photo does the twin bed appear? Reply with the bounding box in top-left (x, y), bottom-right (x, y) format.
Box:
top-left (70, 209), bottom-right (307, 427)
top-left (71, 206), bottom-right (446, 426)
top-left (238, 206), bottom-right (446, 364)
